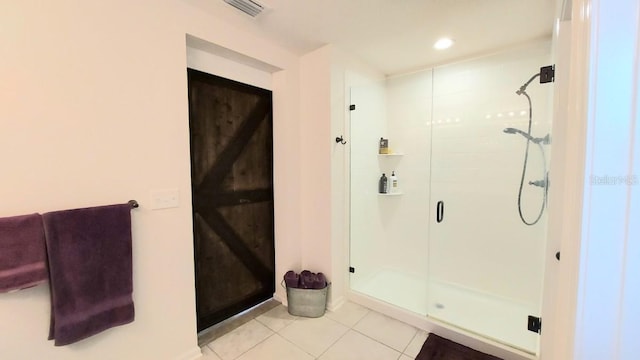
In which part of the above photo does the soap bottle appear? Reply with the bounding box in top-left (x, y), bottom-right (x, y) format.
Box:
top-left (378, 173), bottom-right (388, 193)
top-left (379, 137), bottom-right (389, 154)
top-left (390, 171), bottom-right (399, 193)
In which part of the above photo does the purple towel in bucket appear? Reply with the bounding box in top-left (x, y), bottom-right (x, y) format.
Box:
top-left (299, 270), bottom-right (314, 289)
top-left (43, 203), bottom-right (134, 346)
top-left (284, 270), bottom-right (299, 288)
top-left (0, 213), bottom-right (47, 292)
top-left (313, 272), bottom-right (327, 289)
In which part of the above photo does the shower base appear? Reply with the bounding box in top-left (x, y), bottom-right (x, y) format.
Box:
top-left (355, 267), bottom-right (428, 316)
top-left (428, 280), bottom-right (538, 353)
top-left (351, 268), bottom-right (538, 354)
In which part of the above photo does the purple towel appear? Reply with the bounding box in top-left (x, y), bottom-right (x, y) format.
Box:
top-left (299, 270), bottom-right (314, 289)
top-left (284, 270), bottom-right (299, 288)
top-left (43, 204), bottom-right (134, 346)
top-left (0, 213), bottom-right (48, 292)
top-left (313, 272), bottom-right (327, 289)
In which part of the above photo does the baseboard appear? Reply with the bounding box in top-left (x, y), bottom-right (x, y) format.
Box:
top-left (273, 292), bottom-right (286, 306)
top-left (175, 346), bottom-right (202, 360)
top-left (327, 295), bottom-right (346, 312)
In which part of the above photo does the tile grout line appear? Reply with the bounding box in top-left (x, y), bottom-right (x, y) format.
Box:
top-left (207, 302), bottom-right (422, 360)
top-left (348, 310), bottom-right (418, 356)
top-left (206, 319), bottom-right (276, 360)
top-left (271, 332), bottom-right (318, 359)
top-left (401, 331), bottom-right (420, 355)
top-left (234, 331), bottom-right (277, 360)
top-left (313, 316), bottom-right (352, 359)
top-left (327, 308), bottom-right (413, 359)
top-left (350, 326), bottom-right (407, 356)
top-left (272, 310), bottom-right (330, 359)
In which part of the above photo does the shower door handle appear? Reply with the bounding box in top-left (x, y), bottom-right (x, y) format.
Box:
top-left (436, 201), bottom-right (444, 223)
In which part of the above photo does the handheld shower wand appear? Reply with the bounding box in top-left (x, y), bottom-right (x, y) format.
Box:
top-left (504, 67), bottom-right (554, 226)
top-left (503, 128), bottom-right (551, 144)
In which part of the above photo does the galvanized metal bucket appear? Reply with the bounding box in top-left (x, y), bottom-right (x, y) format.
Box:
top-left (281, 280), bottom-right (329, 318)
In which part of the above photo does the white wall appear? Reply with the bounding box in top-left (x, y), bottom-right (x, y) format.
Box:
top-left (0, 1), bottom-right (300, 359)
top-left (298, 46), bottom-right (333, 298)
top-left (384, 70), bottom-right (433, 278)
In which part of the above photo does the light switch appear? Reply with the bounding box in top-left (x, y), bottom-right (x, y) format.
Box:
top-left (150, 189), bottom-right (180, 210)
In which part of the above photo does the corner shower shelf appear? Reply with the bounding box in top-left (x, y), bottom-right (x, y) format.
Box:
top-left (378, 153), bottom-right (404, 157)
top-left (378, 192), bottom-right (403, 196)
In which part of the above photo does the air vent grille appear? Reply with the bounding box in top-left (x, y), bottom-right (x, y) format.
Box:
top-left (223, 0), bottom-right (264, 17)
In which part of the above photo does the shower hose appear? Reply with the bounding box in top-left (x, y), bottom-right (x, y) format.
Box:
top-left (516, 90), bottom-right (547, 226)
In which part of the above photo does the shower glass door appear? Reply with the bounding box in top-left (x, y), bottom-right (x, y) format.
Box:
top-left (349, 72), bottom-right (432, 315)
top-left (427, 43), bottom-right (552, 354)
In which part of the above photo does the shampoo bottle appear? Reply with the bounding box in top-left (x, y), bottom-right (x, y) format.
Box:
top-left (378, 173), bottom-right (388, 193)
top-left (390, 171), bottom-right (399, 193)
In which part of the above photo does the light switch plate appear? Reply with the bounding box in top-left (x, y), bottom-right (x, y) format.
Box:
top-left (150, 189), bottom-right (180, 210)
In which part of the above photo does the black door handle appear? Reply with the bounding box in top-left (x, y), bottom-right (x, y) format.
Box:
top-left (436, 201), bottom-right (444, 223)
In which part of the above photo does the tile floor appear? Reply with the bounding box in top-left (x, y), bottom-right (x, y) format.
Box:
top-left (200, 301), bottom-right (428, 360)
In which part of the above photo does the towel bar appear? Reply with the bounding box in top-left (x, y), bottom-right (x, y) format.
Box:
top-left (128, 200), bottom-right (139, 209)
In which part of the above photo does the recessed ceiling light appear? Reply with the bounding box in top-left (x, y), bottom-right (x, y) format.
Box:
top-left (434, 38), bottom-right (454, 50)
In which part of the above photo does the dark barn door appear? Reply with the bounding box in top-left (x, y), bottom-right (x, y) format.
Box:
top-left (187, 68), bottom-right (275, 332)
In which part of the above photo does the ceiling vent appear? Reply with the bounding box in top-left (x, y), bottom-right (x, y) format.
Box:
top-left (223, 0), bottom-right (264, 17)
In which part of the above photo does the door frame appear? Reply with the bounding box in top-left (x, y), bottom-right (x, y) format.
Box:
top-left (543, 0), bottom-right (640, 358)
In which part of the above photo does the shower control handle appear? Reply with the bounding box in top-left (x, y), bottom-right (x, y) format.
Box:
top-left (436, 201), bottom-right (444, 223)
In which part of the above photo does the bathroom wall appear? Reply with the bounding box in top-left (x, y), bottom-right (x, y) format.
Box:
top-left (0, 1), bottom-right (301, 359)
top-left (383, 70), bottom-right (433, 279)
top-left (299, 46), bottom-right (333, 296)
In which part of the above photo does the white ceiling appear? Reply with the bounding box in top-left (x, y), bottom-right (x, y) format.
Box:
top-left (185, 0), bottom-right (556, 75)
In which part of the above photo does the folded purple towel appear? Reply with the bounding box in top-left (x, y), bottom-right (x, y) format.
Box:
top-left (43, 204), bottom-right (134, 346)
top-left (284, 270), bottom-right (299, 288)
top-left (312, 272), bottom-right (327, 289)
top-left (0, 213), bottom-right (48, 292)
top-left (299, 270), bottom-right (315, 289)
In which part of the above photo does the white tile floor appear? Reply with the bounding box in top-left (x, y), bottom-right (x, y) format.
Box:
top-left (201, 301), bottom-right (428, 360)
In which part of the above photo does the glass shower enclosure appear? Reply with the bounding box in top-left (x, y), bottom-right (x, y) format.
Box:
top-left (349, 41), bottom-right (552, 354)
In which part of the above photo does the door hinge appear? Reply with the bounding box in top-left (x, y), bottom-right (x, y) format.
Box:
top-left (540, 65), bottom-right (555, 83)
top-left (528, 315), bottom-right (542, 334)
top-left (349, 104), bottom-right (356, 111)
top-left (349, 266), bottom-right (355, 273)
